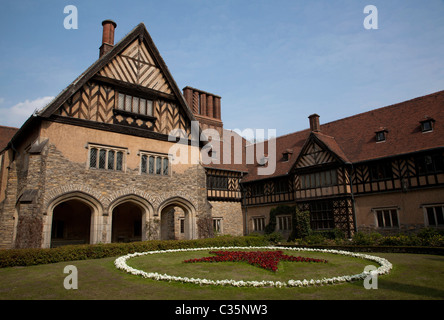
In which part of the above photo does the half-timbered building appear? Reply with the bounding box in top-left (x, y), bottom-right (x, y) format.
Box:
top-left (0, 20), bottom-right (443, 248)
top-left (242, 93), bottom-right (444, 237)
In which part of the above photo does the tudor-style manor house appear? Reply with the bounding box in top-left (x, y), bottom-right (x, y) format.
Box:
top-left (0, 21), bottom-right (443, 249)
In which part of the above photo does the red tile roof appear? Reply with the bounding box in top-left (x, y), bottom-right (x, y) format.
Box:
top-left (242, 90), bottom-right (444, 182)
top-left (0, 125), bottom-right (19, 151)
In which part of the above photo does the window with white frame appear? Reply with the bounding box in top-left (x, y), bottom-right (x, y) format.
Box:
top-left (140, 152), bottom-right (170, 176)
top-left (88, 144), bottom-right (126, 171)
top-left (424, 205), bottom-right (444, 227)
top-left (277, 215), bottom-right (292, 231)
top-left (374, 208), bottom-right (399, 228)
top-left (252, 217), bottom-right (265, 232)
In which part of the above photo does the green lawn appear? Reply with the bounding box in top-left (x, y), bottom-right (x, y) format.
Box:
top-left (127, 249), bottom-right (379, 283)
top-left (0, 251), bottom-right (443, 300)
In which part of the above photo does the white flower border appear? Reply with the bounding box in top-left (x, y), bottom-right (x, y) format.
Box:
top-left (114, 246), bottom-right (392, 288)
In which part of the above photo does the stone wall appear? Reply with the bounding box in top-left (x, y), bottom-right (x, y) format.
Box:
top-left (209, 201), bottom-right (244, 236)
top-left (0, 132), bottom-right (212, 248)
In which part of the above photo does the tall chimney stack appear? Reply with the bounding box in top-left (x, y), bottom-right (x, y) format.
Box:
top-left (100, 20), bottom-right (117, 57)
top-left (308, 114), bottom-right (321, 132)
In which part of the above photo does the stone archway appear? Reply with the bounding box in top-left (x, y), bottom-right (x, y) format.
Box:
top-left (158, 197), bottom-right (196, 240)
top-left (51, 199), bottom-right (91, 247)
top-left (111, 202), bottom-right (142, 243)
top-left (44, 192), bottom-right (103, 248)
top-left (108, 194), bottom-right (154, 243)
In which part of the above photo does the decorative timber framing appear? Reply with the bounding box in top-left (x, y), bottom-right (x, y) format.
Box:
top-left (34, 23), bottom-right (202, 145)
top-left (241, 175), bottom-right (295, 206)
top-left (351, 148), bottom-right (444, 195)
top-left (206, 168), bottom-right (243, 202)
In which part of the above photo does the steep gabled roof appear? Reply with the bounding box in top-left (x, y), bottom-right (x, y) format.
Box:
top-left (38, 23), bottom-right (198, 128)
top-left (242, 90), bottom-right (444, 182)
top-left (320, 90), bottom-right (444, 163)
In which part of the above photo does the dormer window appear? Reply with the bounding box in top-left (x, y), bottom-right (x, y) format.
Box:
top-left (420, 118), bottom-right (435, 133)
top-left (375, 129), bottom-right (387, 142)
top-left (282, 149), bottom-right (293, 162)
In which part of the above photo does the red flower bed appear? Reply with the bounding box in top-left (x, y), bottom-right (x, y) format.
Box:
top-left (183, 250), bottom-right (327, 272)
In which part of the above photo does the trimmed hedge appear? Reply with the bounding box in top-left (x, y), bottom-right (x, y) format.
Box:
top-left (293, 228), bottom-right (444, 247)
top-left (0, 236), bottom-right (269, 268)
top-left (278, 244), bottom-right (444, 255)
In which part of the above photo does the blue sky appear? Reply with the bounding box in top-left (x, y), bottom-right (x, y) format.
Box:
top-left (1, 0), bottom-right (443, 138)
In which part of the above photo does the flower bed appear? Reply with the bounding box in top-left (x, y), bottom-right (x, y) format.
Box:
top-left (183, 250), bottom-right (328, 272)
top-left (114, 246), bottom-right (392, 288)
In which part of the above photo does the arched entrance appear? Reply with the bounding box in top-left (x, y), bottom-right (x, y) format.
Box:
top-left (158, 197), bottom-right (196, 240)
top-left (44, 191), bottom-right (103, 249)
top-left (111, 202), bottom-right (143, 243)
top-left (50, 199), bottom-right (92, 247)
top-left (109, 195), bottom-right (153, 243)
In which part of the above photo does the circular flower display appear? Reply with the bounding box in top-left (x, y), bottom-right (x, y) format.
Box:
top-left (114, 246), bottom-right (392, 288)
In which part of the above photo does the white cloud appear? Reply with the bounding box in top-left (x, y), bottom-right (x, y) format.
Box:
top-left (0, 96), bottom-right (54, 128)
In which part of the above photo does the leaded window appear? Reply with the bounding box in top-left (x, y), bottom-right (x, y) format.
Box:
top-left (140, 152), bottom-right (170, 176)
top-left (117, 92), bottom-right (153, 116)
top-left (88, 145), bottom-right (125, 171)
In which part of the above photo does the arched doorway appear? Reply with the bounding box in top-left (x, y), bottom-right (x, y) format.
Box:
top-left (111, 202), bottom-right (143, 243)
top-left (109, 195), bottom-right (153, 243)
top-left (44, 192), bottom-right (103, 249)
top-left (50, 199), bottom-right (92, 247)
top-left (158, 197), bottom-right (196, 240)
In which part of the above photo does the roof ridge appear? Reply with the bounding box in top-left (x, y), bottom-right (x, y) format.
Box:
top-left (265, 89), bottom-right (444, 143)
top-left (0, 125), bottom-right (19, 130)
top-left (321, 89), bottom-right (444, 128)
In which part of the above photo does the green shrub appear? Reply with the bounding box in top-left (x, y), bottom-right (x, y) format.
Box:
top-left (264, 232), bottom-right (284, 244)
top-left (265, 205), bottom-right (295, 234)
top-left (293, 208), bottom-right (312, 239)
top-left (302, 233), bottom-right (327, 245)
top-left (0, 236), bottom-right (270, 268)
top-left (351, 232), bottom-right (383, 246)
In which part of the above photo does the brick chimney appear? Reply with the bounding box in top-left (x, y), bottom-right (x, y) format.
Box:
top-left (99, 20), bottom-right (117, 57)
top-left (308, 114), bottom-right (321, 132)
top-left (183, 86), bottom-right (223, 135)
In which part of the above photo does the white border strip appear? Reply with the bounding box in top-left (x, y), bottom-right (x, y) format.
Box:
top-left (114, 246), bottom-right (392, 288)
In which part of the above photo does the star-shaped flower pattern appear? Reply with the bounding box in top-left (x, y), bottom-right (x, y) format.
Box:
top-left (184, 250), bottom-right (327, 272)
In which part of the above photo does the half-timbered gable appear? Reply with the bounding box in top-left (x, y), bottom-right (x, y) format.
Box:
top-left (292, 131), bottom-right (352, 200)
top-left (98, 37), bottom-right (173, 95)
top-left (39, 22), bottom-right (195, 141)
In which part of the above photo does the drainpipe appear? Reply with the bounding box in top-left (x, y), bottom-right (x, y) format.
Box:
top-left (349, 163), bottom-right (358, 238)
top-left (240, 174), bottom-right (248, 236)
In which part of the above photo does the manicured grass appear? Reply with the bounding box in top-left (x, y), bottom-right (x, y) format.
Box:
top-left (127, 249), bottom-right (378, 283)
top-left (0, 251), bottom-right (443, 300)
